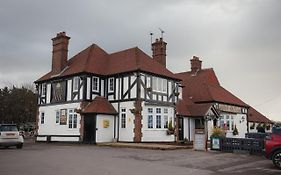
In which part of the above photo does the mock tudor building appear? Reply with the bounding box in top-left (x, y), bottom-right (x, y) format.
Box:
top-left (35, 32), bottom-right (272, 143)
top-left (175, 56), bottom-right (272, 139)
top-left (35, 32), bottom-right (180, 143)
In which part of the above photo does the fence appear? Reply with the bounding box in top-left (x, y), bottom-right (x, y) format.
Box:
top-left (219, 137), bottom-right (264, 155)
top-left (245, 133), bottom-right (268, 140)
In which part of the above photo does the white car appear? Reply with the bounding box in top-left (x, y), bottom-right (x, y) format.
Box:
top-left (0, 124), bottom-right (24, 149)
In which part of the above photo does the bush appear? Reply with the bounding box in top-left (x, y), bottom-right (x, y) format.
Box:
top-left (211, 127), bottom-right (226, 137)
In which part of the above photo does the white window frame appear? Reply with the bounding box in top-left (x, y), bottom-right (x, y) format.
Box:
top-left (164, 115), bottom-right (168, 128)
top-left (40, 112), bottom-right (45, 124)
top-left (156, 115), bottom-right (161, 128)
top-left (152, 77), bottom-right (167, 93)
top-left (121, 108), bottom-right (126, 128)
top-left (68, 109), bottom-right (78, 129)
top-left (108, 78), bottom-right (114, 92)
top-left (55, 110), bottom-right (60, 124)
top-left (148, 115), bottom-right (153, 128)
top-left (92, 76), bottom-right (99, 92)
top-left (73, 77), bottom-right (79, 92)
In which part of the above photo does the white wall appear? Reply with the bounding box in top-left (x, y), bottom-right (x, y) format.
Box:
top-left (38, 102), bottom-right (81, 137)
top-left (142, 104), bottom-right (175, 142)
top-left (46, 83), bottom-right (51, 103)
top-left (96, 114), bottom-right (114, 143)
top-left (67, 79), bottom-right (72, 101)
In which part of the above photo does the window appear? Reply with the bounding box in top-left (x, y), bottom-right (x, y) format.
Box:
top-left (92, 77), bottom-right (99, 92)
top-left (109, 78), bottom-right (114, 92)
top-left (73, 77), bottom-right (79, 92)
top-left (41, 112), bottom-right (45, 124)
top-left (148, 115), bottom-right (153, 128)
top-left (148, 108), bottom-right (153, 113)
top-left (42, 84), bottom-right (46, 96)
top-left (156, 115), bottom-right (161, 128)
top-left (152, 77), bottom-right (167, 93)
top-left (121, 108), bottom-right (126, 128)
top-left (164, 108), bottom-right (168, 114)
top-left (156, 108), bottom-right (161, 114)
top-left (164, 116), bottom-right (168, 128)
top-left (220, 115), bottom-right (234, 131)
top-left (68, 109), bottom-right (78, 129)
top-left (56, 110), bottom-right (60, 124)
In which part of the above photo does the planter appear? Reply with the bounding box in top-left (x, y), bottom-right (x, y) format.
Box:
top-left (166, 130), bottom-right (174, 135)
top-left (210, 137), bottom-right (222, 150)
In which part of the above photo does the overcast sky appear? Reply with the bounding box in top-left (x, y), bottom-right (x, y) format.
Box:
top-left (0, 0), bottom-right (280, 121)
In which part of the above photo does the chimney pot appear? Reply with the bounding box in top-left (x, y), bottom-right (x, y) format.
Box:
top-left (151, 37), bottom-right (167, 67)
top-left (190, 56), bottom-right (202, 73)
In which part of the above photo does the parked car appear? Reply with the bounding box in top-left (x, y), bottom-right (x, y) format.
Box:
top-left (265, 126), bottom-right (281, 169)
top-left (0, 124), bottom-right (24, 149)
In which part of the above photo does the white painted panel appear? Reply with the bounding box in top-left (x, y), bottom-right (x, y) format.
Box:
top-left (163, 96), bottom-right (167, 102)
top-left (183, 117), bottom-right (189, 140)
top-left (153, 94), bottom-right (156, 100)
top-left (108, 95), bottom-right (114, 101)
top-left (131, 82), bottom-right (137, 99)
top-left (190, 119), bottom-right (195, 141)
top-left (37, 103), bottom-right (81, 137)
top-left (91, 94), bottom-right (98, 100)
top-left (36, 137), bottom-right (47, 141)
top-left (123, 77), bottom-right (129, 99)
top-left (79, 82), bottom-right (83, 100)
top-left (115, 78), bottom-right (119, 100)
top-left (101, 79), bottom-right (104, 97)
top-left (96, 114), bottom-right (114, 143)
top-left (168, 81), bottom-right (172, 96)
top-left (67, 80), bottom-right (72, 101)
top-left (46, 84), bottom-right (51, 104)
top-left (51, 137), bottom-right (80, 142)
top-left (87, 77), bottom-right (91, 100)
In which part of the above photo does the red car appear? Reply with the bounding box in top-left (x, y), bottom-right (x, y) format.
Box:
top-left (265, 126), bottom-right (281, 170)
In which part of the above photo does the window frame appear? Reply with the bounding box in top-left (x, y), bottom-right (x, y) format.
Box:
top-left (156, 115), bottom-right (161, 128)
top-left (108, 78), bottom-right (114, 92)
top-left (148, 115), bottom-right (153, 128)
top-left (121, 108), bottom-right (126, 128)
top-left (73, 77), bottom-right (79, 92)
top-left (92, 76), bottom-right (99, 92)
top-left (40, 112), bottom-right (45, 124)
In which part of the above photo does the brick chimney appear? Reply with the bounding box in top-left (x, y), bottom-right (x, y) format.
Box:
top-left (190, 56), bottom-right (202, 73)
top-left (51, 32), bottom-right (70, 74)
top-left (152, 38), bottom-right (167, 67)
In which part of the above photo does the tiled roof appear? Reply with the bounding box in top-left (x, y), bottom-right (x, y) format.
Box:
top-left (176, 69), bottom-right (248, 107)
top-left (36, 45), bottom-right (179, 82)
top-left (82, 96), bottom-right (117, 115)
top-left (248, 107), bottom-right (272, 123)
top-left (176, 99), bottom-right (212, 117)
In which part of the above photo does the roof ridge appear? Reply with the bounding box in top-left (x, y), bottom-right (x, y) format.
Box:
top-left (84, 44), bottom-right (95, 71)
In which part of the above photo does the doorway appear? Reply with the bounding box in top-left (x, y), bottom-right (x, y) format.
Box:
top-left (83, 115), bottom-right (96, 144)
top-left (178, 117), bottom-right (184, 141)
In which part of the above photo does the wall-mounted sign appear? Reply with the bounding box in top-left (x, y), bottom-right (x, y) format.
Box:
top-left (60, 109), bottom-right (67, 125)
top-left (217, 104), bottom-right (242, 114)
top-left (52, 81), bottom-right (66, 103)
top-left (103, 120), bottom-right (110, 128)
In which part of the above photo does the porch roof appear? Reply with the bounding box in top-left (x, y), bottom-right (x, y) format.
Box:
top-left (82, 96), bottom-right (117, 115)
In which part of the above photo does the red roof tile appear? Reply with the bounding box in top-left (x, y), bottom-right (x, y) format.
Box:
top-left (248, 107), bottom-right (272, 123)
top-left (176, 99), bottom-right (212, 117)
top-left (176, 69), bottom-right (248, 107)
top-left (82, 96), bottom-right (117, 114)
top-left (36, 45), bottom-right (179, 82)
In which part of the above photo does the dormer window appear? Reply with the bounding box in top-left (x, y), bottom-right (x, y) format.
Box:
top-left (152, 77), bottom-right (167, 93)
top-left (73, 77), bottom-right (79, 92)
top-left (108, 78), bottom-right (114, 92)
top-left (92, 76), bottom-right (99, 92)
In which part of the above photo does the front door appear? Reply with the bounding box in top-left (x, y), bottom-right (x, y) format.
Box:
top-left (178, 117), bottom-right (184, 141)
top-left (83, 115), bottom-right (96, 144)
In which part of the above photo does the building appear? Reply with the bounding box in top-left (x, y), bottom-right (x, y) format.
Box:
top-left (175, 56), bottom-right (272, 140)
top-left (35, 32), bottom-right (272, 143)
top-left (35, 32), bottom-right (180, 143)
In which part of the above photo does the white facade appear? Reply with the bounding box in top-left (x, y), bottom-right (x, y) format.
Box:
top-left (37, 102), bottom-right (81, 142)
top-left (183, 117), bottom-right (195, 141)
top-left (142, 105), bottom-right (175, 142)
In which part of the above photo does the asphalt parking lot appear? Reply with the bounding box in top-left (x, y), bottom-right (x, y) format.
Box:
top-left (0, 141), bottom-right (280, 175)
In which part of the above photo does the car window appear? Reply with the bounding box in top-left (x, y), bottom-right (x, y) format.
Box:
top-left (0, 125), bottom-right (18, 131)
top-left (272, 126), bottom-right (281, 134)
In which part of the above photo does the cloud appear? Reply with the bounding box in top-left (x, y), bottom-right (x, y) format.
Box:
top-left (0, 0), bottom-right (280, 121)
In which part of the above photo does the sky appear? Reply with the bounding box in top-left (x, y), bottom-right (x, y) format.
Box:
top-left (0, 0), bottom-right (280, 121)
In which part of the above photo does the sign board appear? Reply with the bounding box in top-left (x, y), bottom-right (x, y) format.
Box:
top-left (211, 137), bottom-right (220, 150)
top-left (60, 109), bottom-right (67, 125)
top-left (194, 129), bottom-right (207, 151)
top-left (103, 120), bottom-right (110, 128)
top-left (217, 104), bottom-right (242, 114)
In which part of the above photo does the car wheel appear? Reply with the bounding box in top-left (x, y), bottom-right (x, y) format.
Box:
top-left (272, 150), bottom-right (281, 170)
top-left (16, 144), bottom-right (23, 149)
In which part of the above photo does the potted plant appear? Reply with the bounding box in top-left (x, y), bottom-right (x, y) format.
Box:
top-left (210, 127), bottom-right (225, 150)
top-left (166, 121), bottom-right (175, 135)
